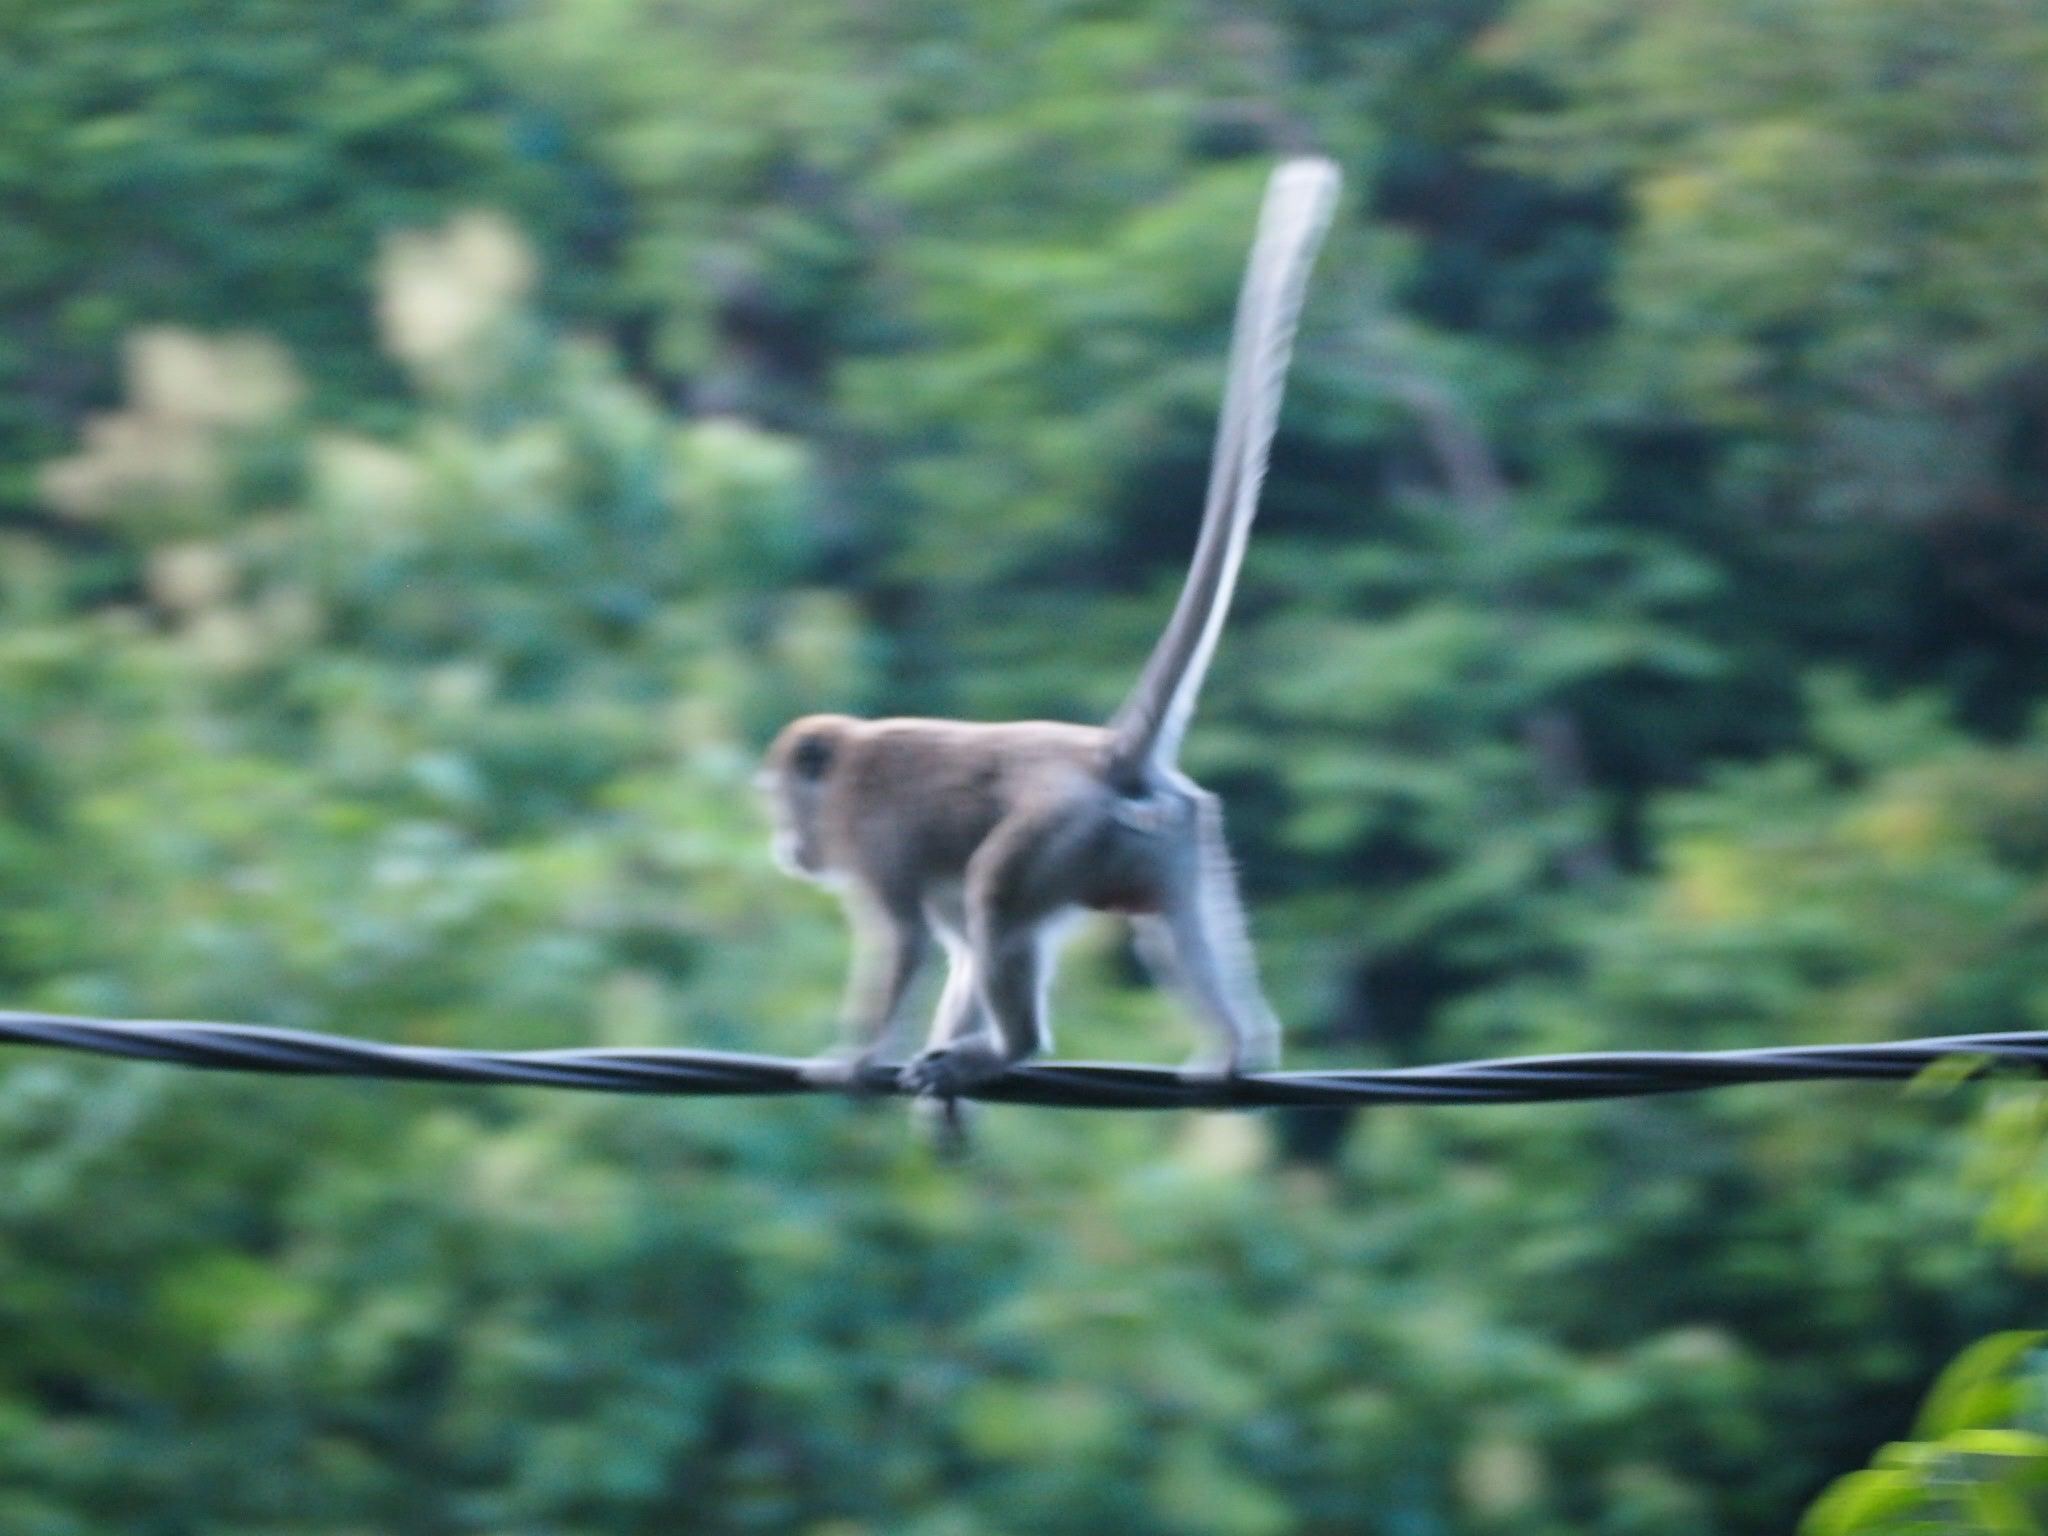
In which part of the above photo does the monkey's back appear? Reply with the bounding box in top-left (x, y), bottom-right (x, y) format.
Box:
top-left (823, 717), bottom-right (1114, 893)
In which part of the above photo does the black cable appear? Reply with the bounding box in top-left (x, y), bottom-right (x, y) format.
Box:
top-left (0, 1008), bottom-right (2039, 1109)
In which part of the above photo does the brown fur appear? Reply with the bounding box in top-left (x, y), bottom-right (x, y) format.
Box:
top-left (762, 712), bottom-right (1274, 1093)
top-left (757, 159), bottom-right (1337, 1095)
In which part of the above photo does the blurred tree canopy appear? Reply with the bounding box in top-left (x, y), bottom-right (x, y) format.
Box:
top-left (3, 1), bottom-right (2048, 1532)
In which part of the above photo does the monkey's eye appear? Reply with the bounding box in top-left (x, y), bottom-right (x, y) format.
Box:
top-left (791, 735), bottom-right (834, 779)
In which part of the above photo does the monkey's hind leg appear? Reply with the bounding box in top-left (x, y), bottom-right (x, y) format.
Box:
top-left (899, 804), bottom-right (1085, 1095)
top-left (1138, 793), bottom-right (1281, 1077)
top-left (897, 934), bottom-right (1044, 1095)
top-left (893, 937), bottom-right (990, 1152)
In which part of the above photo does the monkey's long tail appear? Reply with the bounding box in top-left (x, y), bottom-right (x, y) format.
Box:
top-left (1104, 157), bottom-right (1341, 782)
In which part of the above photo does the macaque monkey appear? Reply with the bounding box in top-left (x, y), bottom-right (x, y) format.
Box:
top-left (761, 158), bottom-right (1340, 1096)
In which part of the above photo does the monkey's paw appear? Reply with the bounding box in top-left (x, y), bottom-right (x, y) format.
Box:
top-left (800, 1047), bottom-right (894, 1093)
top-left (1179, 1038), bottom-right (1280, 1083)
top-left (897, 1042), bottom-right (1010, 1097)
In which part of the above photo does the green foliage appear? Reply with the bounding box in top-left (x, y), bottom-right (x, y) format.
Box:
top-left (5, 0), bottom-right (2048, 1531)
top-left (1498, 0), bottom-right (2048, 721)
top-left (1802, 1334), bottom-right (2048, 1536)
top-left (0, 0), bottom-right (611, 515)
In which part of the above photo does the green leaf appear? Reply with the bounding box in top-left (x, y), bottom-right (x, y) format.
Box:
top-left (1799, 1470), bottom-right (1925, 1536)
top-left (1916, 1334), bottom-right (2048, 1438)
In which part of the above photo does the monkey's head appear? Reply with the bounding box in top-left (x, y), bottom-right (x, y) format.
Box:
top-left (758, 714), bottom-right (857, 880)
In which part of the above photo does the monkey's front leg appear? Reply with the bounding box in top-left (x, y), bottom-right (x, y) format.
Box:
top-left (920, 945), bottom-right (988, 1054)
top-left (804, 898), bottom-right (930, 1087)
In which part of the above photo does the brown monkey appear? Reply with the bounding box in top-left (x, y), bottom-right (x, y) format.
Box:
top-left (761, 159), bottom-right (1340, 1095)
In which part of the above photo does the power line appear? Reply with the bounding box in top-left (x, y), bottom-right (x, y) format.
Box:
top-left (0, 1008), bottom-right (2039, 1109)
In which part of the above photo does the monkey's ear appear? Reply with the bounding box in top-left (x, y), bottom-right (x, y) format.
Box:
top-left (790, 732), bottom-right (835, 779)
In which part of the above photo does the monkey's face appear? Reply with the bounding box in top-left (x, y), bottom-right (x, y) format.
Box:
top-left (761, 767), bottom-right (827, 879)
top-left (759, 715), bottom-right (851, 881)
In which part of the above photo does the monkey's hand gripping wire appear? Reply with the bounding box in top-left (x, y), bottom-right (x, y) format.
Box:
top-left (0, 1009), bottom-right (2043, 1110)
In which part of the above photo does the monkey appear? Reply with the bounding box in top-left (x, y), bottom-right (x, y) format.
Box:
top-left (760, 158), bottom-right (1341, 1098)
